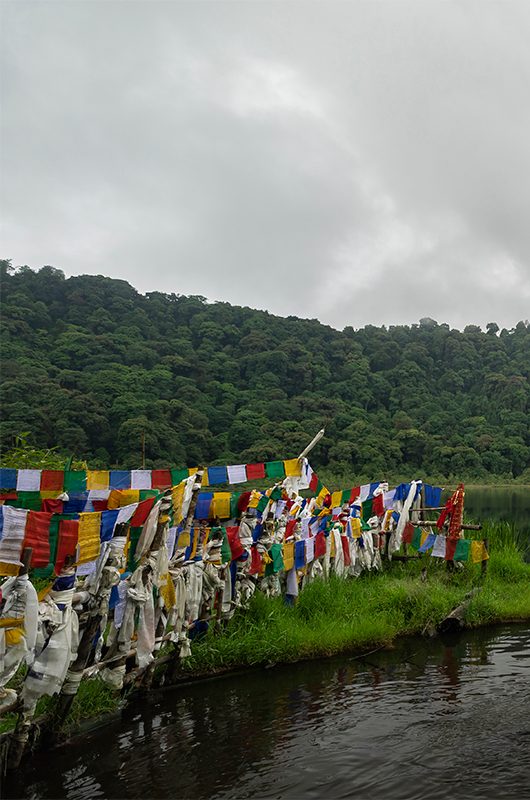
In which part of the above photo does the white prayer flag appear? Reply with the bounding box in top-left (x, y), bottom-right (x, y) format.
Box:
top-left (431, 534), bottom-right (446, 558)
top-left (131, 470), bottom-right (152, 489)
top-left (16, 469), bottom-right (41, 492)
top-left (226, 464), bottom-right (247, 484)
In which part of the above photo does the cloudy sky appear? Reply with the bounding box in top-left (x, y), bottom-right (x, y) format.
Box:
top-left (2, 0), bottom-right (529, 330)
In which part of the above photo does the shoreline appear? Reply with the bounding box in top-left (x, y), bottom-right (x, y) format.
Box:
top-left (1, 529), bottom-right (529, 760)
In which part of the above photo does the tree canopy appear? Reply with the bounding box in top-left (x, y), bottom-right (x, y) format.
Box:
top-left (1, 260), bottom-right (529, 483)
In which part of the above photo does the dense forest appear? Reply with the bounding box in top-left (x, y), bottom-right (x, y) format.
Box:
top-left (1, 260), bottom-right (529, 484)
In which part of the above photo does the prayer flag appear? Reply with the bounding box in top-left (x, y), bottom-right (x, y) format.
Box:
top-left (109, 470), bottom-right (131, 490)
top-left (445, 538), bottom-right (457, 561)
top-left (0, 469), bottom-right (17, 490)
top-left (283, 458), bottom-right (301, 477)
top-left (170, 468), bottom-right (189, 486)
top-left (265, 461), bottom-right (285, 480)
top-left (454, 538), bottom-right (471, 562)
top-left (55, 519), bottom-right (79, 573)
top-left (208, 466), bottom-right (228, 485)
top-left (77, 512), bottom-right (101, 564)
top-left (151, 470), bottom-right (172, 489)
top-left (131, 470), bottom-right (152, 490)
top-left (87, 471), bottom-right (110, 490)
top-left (23, 511), bottom-right (52, 567)
top-left (16, 469), bottom-right (42, 492)
top-left (295, 540), bottom-right (306, 569)
top-left (211, 492), bottom-right (231, 519)
top-left (64, 470), bottom-right (87, 493)
top-left (282, 541), bottom-right (294, 571)
top-left (227, 464), bottom-right (247, 484)
top-left (431, 534), bottom-right (446, 558)
top-left (130, 497), bottom-right (156, 526)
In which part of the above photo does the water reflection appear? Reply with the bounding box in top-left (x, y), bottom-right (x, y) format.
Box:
top-left (4, 624), bottom-right (529, 800)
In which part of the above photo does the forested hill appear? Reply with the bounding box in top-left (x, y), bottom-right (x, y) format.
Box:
top-left (1, 261), bottom-right (529, 483)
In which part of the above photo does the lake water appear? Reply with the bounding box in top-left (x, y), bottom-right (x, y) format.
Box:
top-left (4, 624), bottom-right (529, 800)
top-left (3, 486), bottom-right (529, 800)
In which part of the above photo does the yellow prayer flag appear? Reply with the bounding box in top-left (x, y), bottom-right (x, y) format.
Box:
top-left (108, 489), bottom-right (140, 509)
top-left (331, 491), bottom-right (342, 509)
top-left (283, 458), bottom-right (301, 477)
top-left (420, 530), bottom-right (429, 548)
top-left (177, 530), bottom-right (191, 548)
top-left (201, 471), bottom-right (209, 487)
top-left (0, 562), bottom-right (20, 577)
top-left (471, 540), bottom-right (483, 563)
top-left (248, 490), bottom-right (261, 509)
top-left (316, 486), bottom-right (329, 505)
top-left (211, 492), bottom-right (231, 519)
top-left (350, 518), bottom-right (361, 538)
top-left (283, 541), bottom-right (295, 571)
top-left (87, 470), bottom-right (110, 490)
top-left (171, 483), bottom-right (185, 521)
top-left (78, 512), bottom-right (101, 564)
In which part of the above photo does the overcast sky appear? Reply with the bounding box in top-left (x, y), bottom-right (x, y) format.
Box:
top-left (2, 0), bottom-right (529, 330)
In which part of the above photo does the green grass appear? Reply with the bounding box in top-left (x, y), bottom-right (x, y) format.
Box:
top-left (182, 521), bottom-right (530, 674)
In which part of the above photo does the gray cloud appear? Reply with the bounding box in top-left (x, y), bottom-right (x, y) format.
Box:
top-left (1, 0), bottom-right (529, 330)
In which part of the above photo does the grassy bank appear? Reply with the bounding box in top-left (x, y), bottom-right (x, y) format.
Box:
top-left (182, 521), bottom-right (530, 673)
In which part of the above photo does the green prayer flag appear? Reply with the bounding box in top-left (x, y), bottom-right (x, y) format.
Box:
top-left (265, 461), bottom-right (285, 480)
top-left (48, 515), bottom-right (60, 565)
top-left (15, 491), bottom-right (42, 510)
top-left (139, 489), bottom-right (158, 501)
top-left (341, 489), bottom-right (351, 505)
top-left (270, 486), bottom-right (282, 501)
top-left (221, 529), bottom-right (232, 564)
top-left (362, 498), bottom-right (373, 521)
top-left (127, 526), bottom-right (143, 572)
top-left (171, 468), bottom-right (189, 486)
top-left (31, 563), bottom-right (55, 580)
top-left (230, 492), bottom-right (241, 518)
top-left (64, 470), bottom-right (87, 493)
top-left (410, 526), bottom-right (423, 550)
top-left (257, 495), bottom-right (269, 514)
top-left (454, 538), bottom-right (471, 562)
top-left (265, 542), bottom-right (284, 575)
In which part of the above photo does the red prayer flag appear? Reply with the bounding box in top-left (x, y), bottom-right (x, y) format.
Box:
top-left (237, 491), bottom-right (251, 513)
top-left (227, 526), bottom-right (245, 560)
top-left (151, 469), bottom-right (172, 489)
top-left (402, 522), bottom-right (414, 545)
top-left (245, 463), bottom-right (266, 481)
top-left (40, 470), bottom-right (64, 492)
top-left (284, 519), bottom-right (297, 539)
top-left (249, 546), bottom-right (262, 575)
top-left (42, 499), bottom-right (64, 514)
top-left (445, 537), bottom-right (458, 561)
top-left (55, 519), bottom-right (79, 573)
top-left (349, 486), bottom-right (360, 503)
top-left (23, 511), bottom-right (52, 567)
top-left (130, 497), bottom-right (155, 527)
top-left (372, 494), bottom-right (384, 517)
top-left (309, 472), bottom-right (319, 493)
top-left (314, 531), bottom-right (327, 559)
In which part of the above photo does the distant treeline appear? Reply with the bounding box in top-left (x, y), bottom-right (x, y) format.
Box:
top-left (1, 260), bottom-right (529, 483)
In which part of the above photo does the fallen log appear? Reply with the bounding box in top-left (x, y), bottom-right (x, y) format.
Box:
top-left (437, 588), bottom-right (482, 634)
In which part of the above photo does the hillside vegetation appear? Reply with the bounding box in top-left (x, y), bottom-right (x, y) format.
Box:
top-left (1, 261), bottom-right (529, 483)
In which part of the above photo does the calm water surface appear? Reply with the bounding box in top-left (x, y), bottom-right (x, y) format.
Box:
top-left (4, 624), bottom-right (530, 800)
